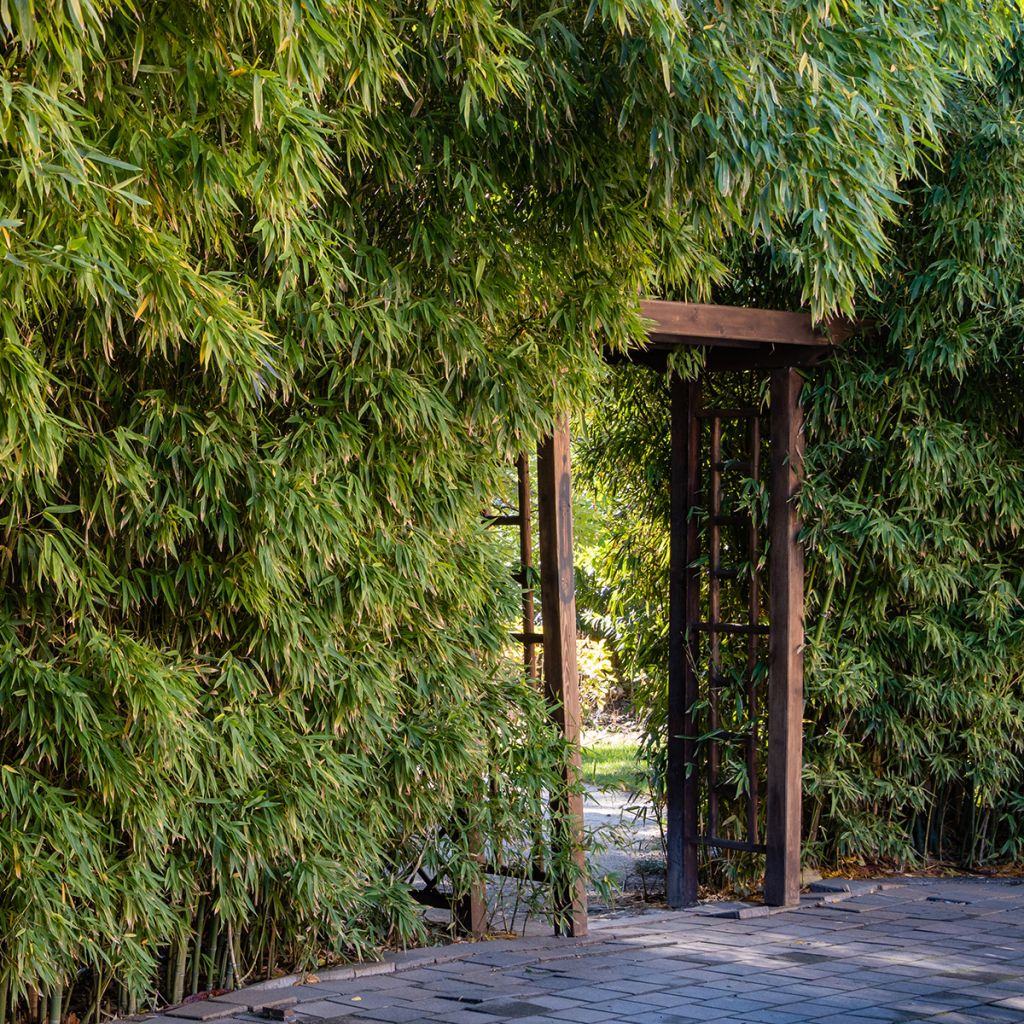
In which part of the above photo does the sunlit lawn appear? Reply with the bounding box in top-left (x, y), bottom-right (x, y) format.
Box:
top-left (581, 731), bottom-right (644, 791)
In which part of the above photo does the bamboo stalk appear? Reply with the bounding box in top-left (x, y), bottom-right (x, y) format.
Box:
top-left (265, 924), bottom-right (276, 983)
top-left (47, 987), bottom-right (62, 1024)
top-left (171, 938), bottom-right (188, 1006)
top-left (217, 936), bottom-right (229, 991)
top-left (205, 919), bottom-right (221, 992)
top-left (91, 971), bottom-right (109, 1024)
top-left (0, 977), bottom-right (8, 1024)
top-left (190, 900), bottom-right (207, 995)
top-left (226, 923), bottom-right (238, 991)
top-left (39, 994), bottom-right (48, 1024)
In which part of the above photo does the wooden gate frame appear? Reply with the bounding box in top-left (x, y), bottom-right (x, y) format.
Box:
top-left (454, 301), bottom-right (833, 939)
top-left (630, 301), bottom-right (832, 909)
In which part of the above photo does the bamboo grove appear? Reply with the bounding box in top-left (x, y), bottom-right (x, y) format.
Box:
top-left (0, 1), bottom-right (1018, 1022)
top-left (578, 44), bottom-right (1024, 888)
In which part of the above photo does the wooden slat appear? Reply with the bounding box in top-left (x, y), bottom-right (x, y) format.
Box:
top-left (512, 631), bottom-right (544, 645)
top-left (647, 332), bottom-right (761, 350)
top-left (641, 301), bottom-right (825, 347)
top-left (484, 861), bottom-right (550, 884)
top-left (411, 889), bottom-right (453, 911)
top-left (455, 869), bottom-right (487, 938)
top-left (667, 375), bottom-right (701, 908)
top-left (693, 836), bottom-right (769, 855)
top-left (484, 514), bottom-right (522, 527)
top-left (693, 622), bottom-right (769, 636)
top-left (765, 368), bottom-right (806, 907)
top-left (517, 454), bottom-right (538, 682)
top-left (537, 420), bottom-right (588, 938)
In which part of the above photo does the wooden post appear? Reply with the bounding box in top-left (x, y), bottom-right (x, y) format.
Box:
top-left (454, 851), bottom-right (488, 938)
top-left (765, 368), bottom-right (805, 907)
top-left (537, 419), bottom-right (588, 937)
top-left (667, 376), bottom-right (701, 908)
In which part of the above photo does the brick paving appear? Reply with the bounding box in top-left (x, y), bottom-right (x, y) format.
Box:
top-left (155, 877), bottom-right (1024, 1024)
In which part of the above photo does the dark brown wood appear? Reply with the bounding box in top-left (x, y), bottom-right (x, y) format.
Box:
top-left (693, 622), bottom-right (769, 636)
top-left (647, 332), bottom-right (761, 350)
top-left (537, 420), bottom-right (588, 937)
top-left (641, 301), bottom-right (826, 347)
top-left (411, 889), bottom-right (452, 911)
top-left (747, 414), bottom-right (762, 845)
top-left (484, 514), bottom-right (522, 527)
top-left (518, 454), bottom-right (539, 682)
top-left (691, 836), bottom-right (769, 854)
top-left (667, 375), bottom-right (701, 908)
top-left (513, 631), bottom-right (545, 645)
top-left (605, 344), bottom-right (830, 374)
top-left (708, 415), bottom-right (722, 841)
top-left (455, 864), bottom-right (488, 937)
top-left (483, 861), bottom-right (551, 883)
top-left (765, 368), bottom-right (806, 907)
top-left (453, 808), bottom-right (488, 937)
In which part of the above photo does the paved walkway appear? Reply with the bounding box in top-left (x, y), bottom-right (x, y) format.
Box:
top-left (160, 877), bottom-right (1024, 1024)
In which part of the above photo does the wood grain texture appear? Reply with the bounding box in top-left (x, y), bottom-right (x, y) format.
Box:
top-left (641, 301), bottom-right (826, 347)
top-left (765, 368), bottom-right (806, 908)
top-left (667, 376), bottom-right (701, 908)
top-left (537, 420), bottom-right (588, 937)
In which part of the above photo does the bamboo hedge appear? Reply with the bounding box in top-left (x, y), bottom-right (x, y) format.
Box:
top-left (0, 1), bottom-right (1015, 1020)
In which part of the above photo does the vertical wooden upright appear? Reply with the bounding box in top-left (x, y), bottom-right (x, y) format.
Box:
top-left (537, 418), bottom-right (588, 937)
top-left (454, 838), bottom-right (488, 937)
top-left (667, 376), bottom-right (701, 908)
top-left (765, 368), bottom-right (805, 907)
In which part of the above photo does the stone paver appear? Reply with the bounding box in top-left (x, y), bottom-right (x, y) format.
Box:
top-left (154, 877), bottom-right (1024, 1024)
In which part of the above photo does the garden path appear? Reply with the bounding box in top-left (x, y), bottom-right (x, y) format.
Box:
top-left (153, 876), bottom-right (1024, 1024)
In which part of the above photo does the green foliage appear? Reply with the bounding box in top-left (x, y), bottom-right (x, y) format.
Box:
top-left (577, 57), bottom-right (1024, 881)
top-left (582, 733), bottom-right (643, 792)
top-left (0, 0), bottom-right (1016, 1013)
top-left (801, 61), bottom-right (1024, 868)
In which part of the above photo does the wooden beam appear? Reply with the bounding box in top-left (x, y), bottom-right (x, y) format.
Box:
top-left (537, 420), bottom-right (588, 937)
top-left (605, 344), bottom-right (832, 374)
top-left (667, 375), bottom-right (701, 908)
top-left (641, 301), bottom-right (825, 347)
top-left (765, 368), bottom-right (806, 907)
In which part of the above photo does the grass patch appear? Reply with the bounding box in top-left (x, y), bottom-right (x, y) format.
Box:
top-left (582, 732), bottom-right (643, 791)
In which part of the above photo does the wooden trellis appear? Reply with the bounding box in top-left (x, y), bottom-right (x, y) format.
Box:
top-left (640, 302), bottom-right (829, 909)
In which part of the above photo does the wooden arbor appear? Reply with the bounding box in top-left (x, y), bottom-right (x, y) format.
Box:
top-left (628, 301), bottom-right (833, 908)
top-left (447, 301), bottom-right (831, 940)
